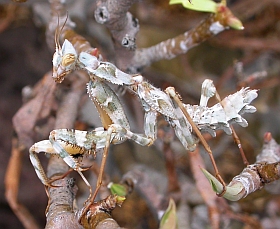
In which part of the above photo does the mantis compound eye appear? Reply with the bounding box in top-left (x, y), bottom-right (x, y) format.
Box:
top-left (61, 53), bottom-right (76, 67)
top-left (52, 52), bottom-right (61, 67)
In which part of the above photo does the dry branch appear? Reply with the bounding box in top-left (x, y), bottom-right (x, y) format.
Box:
top-left (5, 137), bottom-right (40, 229)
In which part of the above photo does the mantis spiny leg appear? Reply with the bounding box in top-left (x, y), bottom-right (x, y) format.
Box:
top-left (214, 90), bottom-right (249, 166)
top-left (165, 86), bottom-right (227, 196)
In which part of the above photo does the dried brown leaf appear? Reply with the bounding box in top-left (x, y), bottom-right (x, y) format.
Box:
top-left (12, 72), bottom-right (56, 147)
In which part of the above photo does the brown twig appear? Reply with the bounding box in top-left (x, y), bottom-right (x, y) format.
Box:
top-left (214, 37), bottom-right (280, 52)
top-left (130, 6), bottom-right (241, 72)
top-left (45, 72), bottom-right (88, 228)
top-left (163, 141), bottom-right (180, 193)
top-left (5, 137), bottom-right (40, 229)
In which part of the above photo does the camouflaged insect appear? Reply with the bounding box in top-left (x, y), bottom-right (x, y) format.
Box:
top-left (30, 33), bottom-right (258, 209)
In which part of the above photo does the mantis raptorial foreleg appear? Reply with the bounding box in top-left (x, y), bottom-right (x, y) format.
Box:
top-left (29, 123), bottom-right (153, 187)
top-left (29, 128), bottom-right (108, 196)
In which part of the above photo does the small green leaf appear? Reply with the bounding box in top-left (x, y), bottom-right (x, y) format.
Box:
top-left (170, 0), bottom-right (218, 13)
top-left (201, 168), bottom-right (245, 201)
top-left (108, 182), bottom-right (127, 196)
top-left (160, 198), bottom-right (177, 229)
top-left (201, 168), bottom-right (223, 192)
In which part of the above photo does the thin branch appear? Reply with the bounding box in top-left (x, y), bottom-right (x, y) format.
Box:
top-left (45, 72), bottom-right (87, 228)
top-left (129, 5), bottom-right (242, 72)
top-left (5, 137), bottom-right (40, 229)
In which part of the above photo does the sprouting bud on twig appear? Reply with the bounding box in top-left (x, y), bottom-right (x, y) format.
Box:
top-left (79, 195), bottom-right (124, 229)
top-left (203, 133), bottom-right (280, 201)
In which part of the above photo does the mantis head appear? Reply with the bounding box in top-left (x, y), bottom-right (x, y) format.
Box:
top-left (52, 39), bottom-right (77, 83)
top-left (52, 16), bottom-right (77, 83)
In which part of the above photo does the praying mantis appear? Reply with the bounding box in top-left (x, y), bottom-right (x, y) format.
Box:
top-left (29, 18), bottom-right (258, 219)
